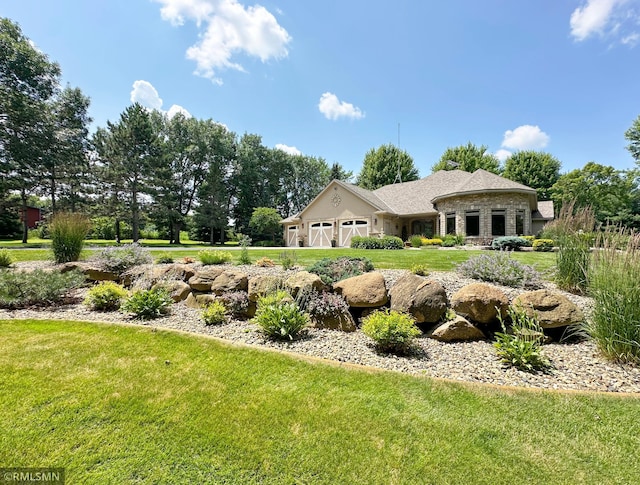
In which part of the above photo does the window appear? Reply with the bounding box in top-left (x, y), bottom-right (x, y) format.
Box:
top-left (446, 212), bottom-right (456, 234)
top-left (516, 210), bottom-right (525, 235)
top-left (466, 211), bottom-right (480, 236)
top-left (492, 210), bottom-right (506, 236)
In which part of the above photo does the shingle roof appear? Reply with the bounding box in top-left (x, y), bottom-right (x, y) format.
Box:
top-left (532, 200), bottom-right (554, 220)
top-left (336, 180), bottom-right (392, 212)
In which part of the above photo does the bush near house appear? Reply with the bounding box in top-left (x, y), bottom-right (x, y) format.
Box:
top-left (533, 239), bottom-right (554, 252)
top-left (490, 236), bottom-right (529, 251)
top-left (350, 235), bottom-right (403, 250)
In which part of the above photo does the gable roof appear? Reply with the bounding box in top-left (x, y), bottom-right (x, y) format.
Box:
top-left (532, 200), bottom-right (554, 220)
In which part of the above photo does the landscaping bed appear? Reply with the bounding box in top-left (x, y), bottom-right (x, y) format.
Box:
top-left (3, 261), bottom-right (638, 394)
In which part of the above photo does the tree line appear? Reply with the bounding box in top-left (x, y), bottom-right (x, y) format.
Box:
top-left (3, 17), bottom-right (640, 243)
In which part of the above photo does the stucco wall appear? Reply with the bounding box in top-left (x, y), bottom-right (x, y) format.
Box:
top-left (436, 193), bottom-right (532, 241)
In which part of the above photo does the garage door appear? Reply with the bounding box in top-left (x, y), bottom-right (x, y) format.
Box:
top-left (309, 221), bottom-right (333, 247)
top-left (286, 225), bottom-right (298, 247)
top-left (339, 219), bottom-right (369, 247)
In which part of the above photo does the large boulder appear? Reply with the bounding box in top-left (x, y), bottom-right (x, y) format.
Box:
top-left (389, 273), bottom-right (448, 323)
top-left (209, 270), bottom-right (248, 295)
top-left (284, 271), bottom-right (327, 297)
top-left (512, 289), bottom-right (584, 329)
top-left (60, 262), bottom-right (120, 282)
top-left (188, 267), bottom-right (225, 291)
top-left (248, 275), bottom-right (285, 302)
top-left (332, 271), bottom-right (388, 308)
top-left (451, 283), bottom-right (509, 325)
top-left (427, 315), bottom-right (486, 342)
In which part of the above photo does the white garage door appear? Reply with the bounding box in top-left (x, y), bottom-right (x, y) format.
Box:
top-left (339, 219), bottom-right (369, 247)
top-left (309, 221), bottom-right (333, 247)
top-left (286, 225), bottom-right (298, 247)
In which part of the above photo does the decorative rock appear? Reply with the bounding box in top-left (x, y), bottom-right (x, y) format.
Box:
top-left (248, 275), bottom-right (285, 302)
top-left (209, 270), bottom-right (248, 295)
top-left (154, 280), bottom-right (191, 302)
top-left (389, 273), bottom-right (448, 323)
top-left (428, 315), bottom-right (486, 342)
top-left (513, 289), bottom-right (584, 329)
top-left (332, 272), bottom-right (388, 308)
top-left (184, 292), bottom-right (217, 308)
top-left (284, 271), bottom-right (326, 297)
top-left (152, 263), bottom-right (196, 282)
top-left (188, 267), bottom-right (225, 292)
top-left (84, 267), bottom-right (120, 282)
top-left (451, 283), bottom-right (509, 325)
top-left (310, 310), bottom-right (356, 332)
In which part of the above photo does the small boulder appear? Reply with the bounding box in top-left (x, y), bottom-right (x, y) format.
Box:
top-left (248, 274), bottom-right (285, 302)
top-left (428, 315), bottom-right (485, 342)
top-left (390, 273), bottom-right (448, 323)
top-left (512, 289), bottom-right (584, 329)
top-left (154, 280), bottom-right (191, 302)
top-left (184, 292), bottom-right (217, 308)
top-left (310, 309), bottom-right (356, 332)
top-left (285, 271), bottom-right (327, 297)
top-left (333, 271), bottom-right (388, 308)
top-left (451, 283), bottom-right (509, 325)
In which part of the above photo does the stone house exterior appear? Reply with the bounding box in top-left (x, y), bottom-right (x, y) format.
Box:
top-left (281, 169), bottom-right (554, 247)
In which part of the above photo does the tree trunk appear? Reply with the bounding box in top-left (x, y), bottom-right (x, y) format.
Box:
top-left (172, 221), bottom-right (181, 244)
top-left (115, 219), bottom-right (121, 243)
top-left (20, 190), bottom-right (28, 244)
top-left (132, 186), bottom-right (139, 242)
top-left (209, 224), bottom-right (215, 246)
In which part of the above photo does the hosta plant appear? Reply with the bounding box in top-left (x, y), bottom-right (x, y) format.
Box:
top-left (121, 287), bottom-right (172, 319)
top-left (494, 305), bottom-right (550, 372)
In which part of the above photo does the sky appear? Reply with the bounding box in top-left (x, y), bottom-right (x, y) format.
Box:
top-left (2, 0), bottom-right (640, 177)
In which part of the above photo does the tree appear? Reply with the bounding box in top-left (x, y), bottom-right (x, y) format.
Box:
top-left (432, 142), bottom-right (501, 174)
top-left (249, 207), bottom-right (282, 242)
top-left (356, 144), bottom-right (419, 190)
top-left (93, 104), bottom-right (158, 242)
top-left (502, 151), bottom-right (561, 200)
top-left (330, 162), bottom-right (352, 182)
top-left (0, 18), bottom-right (61, 242)
top-left (551, 162), bottom-right (639, 227)
top-left (282, 154), bottom-right (331, 216)
top-left (625, 115), bottom-right (640, 165)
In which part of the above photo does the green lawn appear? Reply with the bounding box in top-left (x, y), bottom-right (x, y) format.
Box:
top-left (2, 245), bottom-right (557, 274)
top-left (1, 319), bottom-right (638, 484)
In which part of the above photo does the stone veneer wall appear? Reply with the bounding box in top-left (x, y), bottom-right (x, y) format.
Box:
top-left (437, 193), bottom-right (532, 242)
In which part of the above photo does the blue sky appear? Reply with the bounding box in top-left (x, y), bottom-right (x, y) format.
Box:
top-left (3, 0), bottom-right (640, 177)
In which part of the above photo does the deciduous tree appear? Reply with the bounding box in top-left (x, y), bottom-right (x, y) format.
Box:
top-left (356, 144), bottom-right (418, 190)
top-left (502, 151), bottom-right (561, 200)
top-left (432, 142), bottom-right (501, 174)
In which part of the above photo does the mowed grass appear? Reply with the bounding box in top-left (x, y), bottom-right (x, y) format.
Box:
top-left (1, 319), bottom-right (639, 484)
top-left (2, 246), bottom-right (557, 274)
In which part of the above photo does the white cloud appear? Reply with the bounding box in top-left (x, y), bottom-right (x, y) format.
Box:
top-left (570, 0), bottom-right (639, 45)
top-left (154, 0), bottom-right (291, 84)
top-left (501, 125), bottom-right (550, 150)
top-left (495, 149), bottom-right (513, 162)
top-left (318, 92), bottom-right (365, 121)
top-left (130, 80), bottom-right (191, 118)
top-left (275, 143), bottom-right (301, 155)
top-left (130, 80), bottom-right (164, 110)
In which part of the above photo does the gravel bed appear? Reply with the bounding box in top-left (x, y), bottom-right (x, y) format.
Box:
top-left (2, 263), bottom-right (637, 394)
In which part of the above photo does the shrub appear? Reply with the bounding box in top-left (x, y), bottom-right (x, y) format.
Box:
top-left (362, 309), bottom-right (421, 354)
top-left (410, 264), bottom-right (429, 276)
top-left (279, 250), bottom-right (297, 270)
top-left (121, 287), bottom-right (172, 319)
top-left (253, 301), bottom-right (308, 340)
top-left (219, 291), bottom-right (250, 317)
top-left (84, 281), bottom-right (128, 311)
top-left (422, 238), bottom-right (443, 246)
top-left (522, 236), bottom-right (536, 245)
top-left (297, 288), bottom-right (349, 319)
top-left (156, 252), bottom-right (174, 264)
top-left (237, 235), bottom-right (251, 265)
top-left (350, 235), bottom-right (403, 250)
top-left (490, 236), bottom-right (528, 251)
top-left (255, 257), bottom-right (275, 267)
top-left (409, 235), bottom-right (423, 248)
top-left (256, 289), bottom-right (292, 307)
top-left (202, 300), bottom-right (228, 325)
top-left (441, 236), bottom-right (457, 247)
top-left (533, 239), bottom-right (554, 252)
top-left (199, 249), bottom-right (232, 265)
top-left (92, 244), bottom-right (153, 273)
top-left (588, 230), bottom-right (640, 364)
top-left (50, 212), bottom-right (91, 263)
top-left (0, 249), bottom-right (13, 268)
top-left (457, 251), bottom-right (541, 288)
top-left (0, 269), bottom-right (84, 308)
top-left (494, 305), bottom-right (550, 372)
top-left (307, 256), bottom-right (374, 285)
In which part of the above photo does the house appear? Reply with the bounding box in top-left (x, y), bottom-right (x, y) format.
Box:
top-left (281, 169), bottom-right (554, 247)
